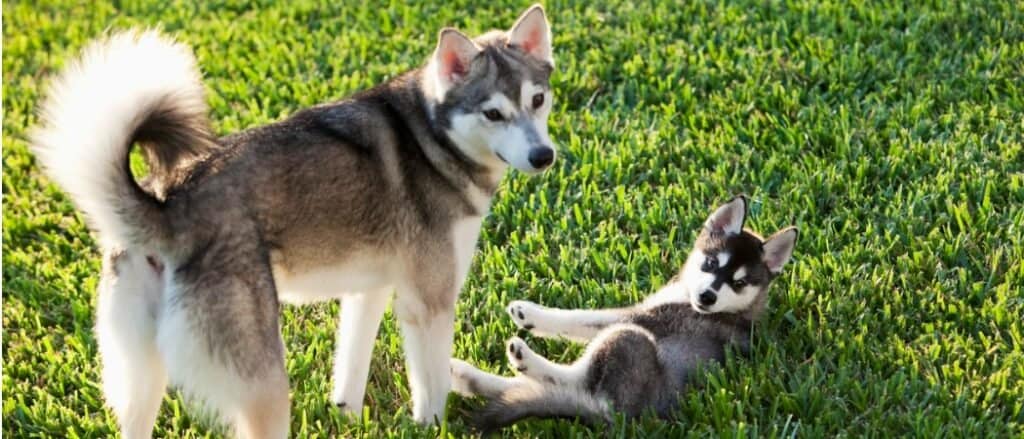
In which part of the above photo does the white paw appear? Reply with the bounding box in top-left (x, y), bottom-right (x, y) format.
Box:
top-left (412, 412), bottom-right (442, 425)
top-left (505, 337), bottom-right (568, 385)
top-left (506, 336), bottom-right (535, 373)
top-left (449, 358), bottom-right (478, 396)
top-left (507, 300), bottom-right (543, 330)
top-left (330, 390), bottom-right (362, 417)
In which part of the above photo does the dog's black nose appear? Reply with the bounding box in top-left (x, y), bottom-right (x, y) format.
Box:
top-left (528, 147), bottom-right (554, 169)
top-left (699, 290), bottom-right (717, 306)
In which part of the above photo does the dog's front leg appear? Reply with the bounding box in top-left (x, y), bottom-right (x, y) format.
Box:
top-left (331, 290), bottom-right (391, 415)
top-left (506, 300), bottom-right (632, 342)
top-left (394, 283), bottom-right (457, 425)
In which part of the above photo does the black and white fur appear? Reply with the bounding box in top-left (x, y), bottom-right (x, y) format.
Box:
top-left (450, 196), bottom-right (798, 430)
top-left (31, 5), bottom-right (556, 438)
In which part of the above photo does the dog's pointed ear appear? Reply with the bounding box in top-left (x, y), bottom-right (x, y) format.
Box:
top-left (431, 28), bottom-right (480, 92)
top-left (763, 227), bottom-right (798, 274)
top-left (705, 195), bottom-right (747, 236)
top-left (508, 4), bottom-right (553, 66)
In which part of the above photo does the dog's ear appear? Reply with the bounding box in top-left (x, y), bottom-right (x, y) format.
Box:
top-left (430, 28), bottom-right (480, 92)
top-left (763, 227), bottom-right (798, 274)
top-left (705, 195), bottom-right (747, 236)
top-left (509, 4), bottom-right (553, 67)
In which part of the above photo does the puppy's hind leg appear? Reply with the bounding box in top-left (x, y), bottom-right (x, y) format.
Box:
top-left (577, 324), bottom-right (667, 417)
top-left (96, 248), bottom-right (167, 439)
top-left (158, 245), bottom-right (289, 438)
top-left (450, 358), bottom-right (530, 398)
top-left (505, 337), bottom-right (582, 386)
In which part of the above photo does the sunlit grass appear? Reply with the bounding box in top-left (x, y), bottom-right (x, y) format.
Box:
top-left (3, 0), bottom-right (1022, 437)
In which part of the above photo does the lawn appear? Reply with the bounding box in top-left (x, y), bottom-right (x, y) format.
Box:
top-left (3, 0), bottom-right (1022, 437)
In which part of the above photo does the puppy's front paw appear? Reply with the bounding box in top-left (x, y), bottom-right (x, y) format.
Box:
top-left (507, 300), bottom-right (543, 331)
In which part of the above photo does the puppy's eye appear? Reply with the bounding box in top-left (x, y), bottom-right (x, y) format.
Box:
top-left (701, 257), bottom-right (718, 272)
top-left (532, 93), bottom-right (545, 109)
top-left (483, 109), bottom-right (504, 121)
top-left (733, 279), bottom-right (747, 289)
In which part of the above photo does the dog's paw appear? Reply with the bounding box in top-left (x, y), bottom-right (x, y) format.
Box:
top-left (506, 337), bottom-right (533, 373)
top-left (330, 397), bottom-right (361, 418)
top-left (506, 337), bottom-right (565, 384)
top-left (331, 385), bottom-right (363, 417)
top-left (507, 300), bottom-right (543, 331)
top-left (450, 358), bottom-right (480, 396)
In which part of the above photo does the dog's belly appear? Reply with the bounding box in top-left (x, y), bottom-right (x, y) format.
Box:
top-left (268, 216), bottom-right (486, 304)
top-left (271, 253), bottom-right (393, 304)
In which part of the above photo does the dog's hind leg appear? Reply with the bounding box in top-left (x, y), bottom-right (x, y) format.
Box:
top-left (158, 243), bottom-right (289, 438)
top-left (576, 324), bottom-right (667, 417)
top-left (331, 289), bottom-right (391, 415)
top-left (505, 337), bottom-right (583, 386)
top-left (450, 358), bottom-right (532, 398)
top-left (234, 370), bottom-right (290, 439)
top-left (96, 248), bottom-right (167, 439)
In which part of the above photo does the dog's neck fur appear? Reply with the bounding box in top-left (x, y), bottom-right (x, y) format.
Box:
top-left (388, 70), bottom-right (505, 213)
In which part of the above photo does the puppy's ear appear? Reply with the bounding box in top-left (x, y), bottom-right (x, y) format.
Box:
top-left (508, 4), bottom-right (553, 67)
top-left (763, 227), bottom-right (798, 274)
top-left (704, 195), bottom-right (747, 236)
top-left (429, 28), bottom-right (480, 95)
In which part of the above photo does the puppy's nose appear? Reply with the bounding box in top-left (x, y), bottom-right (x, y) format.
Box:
top-left (699, 290), bottom-right (717, 306)
top-left (528, 147), bottom-right (554, 169)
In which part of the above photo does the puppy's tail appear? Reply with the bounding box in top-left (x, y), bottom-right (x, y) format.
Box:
top-left (474, 381), bottom-right (613, 432)
top-left (32, 30), bottom-right (214, 249)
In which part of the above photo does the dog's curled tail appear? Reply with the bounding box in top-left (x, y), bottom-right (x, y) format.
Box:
top-left (475, 381), bottom-right (614, 432)
top-left (32, 29), bottom-right (214, 248)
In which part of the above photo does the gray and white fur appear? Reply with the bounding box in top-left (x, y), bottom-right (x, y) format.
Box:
top-left (31, 5), bottom-right (556, 438)
top-left (450, 196), bottom-right (798, 431)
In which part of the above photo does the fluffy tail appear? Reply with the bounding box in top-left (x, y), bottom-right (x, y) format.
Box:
top-left (32, 30), bottom-right (214, 248)
top-left (475, 382), bottom-right (613, 433)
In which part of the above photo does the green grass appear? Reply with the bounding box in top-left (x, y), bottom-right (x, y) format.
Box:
top-left (4, 0), bottom-right (1023, 437)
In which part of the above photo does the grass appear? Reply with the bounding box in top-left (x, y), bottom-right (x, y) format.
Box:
top-left (3, 0), bottom-right (1023, 437)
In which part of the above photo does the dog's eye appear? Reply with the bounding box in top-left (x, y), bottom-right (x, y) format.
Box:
top-left (701, 256), bottom-right (718, 272)
top-left (532, 93), bottom-right (544, 109)
top-left (485, 109), bottom-right (505, 121)
top-left (733, 279), bottom-right (747, 289)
